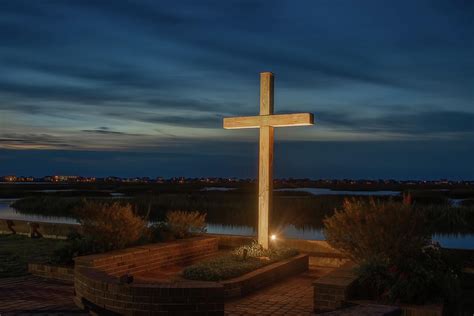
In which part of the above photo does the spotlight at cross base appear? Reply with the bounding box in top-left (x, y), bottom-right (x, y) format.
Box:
top-left (270, 234), bottom-right (277, 241)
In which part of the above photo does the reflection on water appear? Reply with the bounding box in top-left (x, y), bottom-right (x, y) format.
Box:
top-left (449, 198), bottom-right (465, 207)
top-left (276, 188), bottom-right (400, 196)
top-left (201, 187), bottom-right (237, 191)
top-left (1, 199), bottom-right (473, 249)
top-left (0, 199), bottom-right (79, 225)
top-left (281, 224), bottom-right (326, 240)
top-left (33, 189), bottom-right (77, 193)
top-left (433, 234), bottom-right (474, 250)
top-left (207, 223), bottom-right (255, 236)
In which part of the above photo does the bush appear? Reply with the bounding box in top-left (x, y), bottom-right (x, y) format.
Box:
top-left (324, 198), bottom-right (430, 263)
top-left (148, 221), bottom-right (174, 242)
top-left (183, 242), bottom-right (298, 281)
top-left (77, 201), bottom-right (147, 251)
top-left (356, 245), bottom-right (461, 304)
top-left (166, 210), bottom-right (206, 239)
top-left (51, 233), bottom-right (98, 265)
top-left (324, 198), bottom-right (460, 304)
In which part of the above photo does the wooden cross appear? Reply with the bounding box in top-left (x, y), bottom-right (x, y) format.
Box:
top-left (223, 72), bottom-right (314, 248)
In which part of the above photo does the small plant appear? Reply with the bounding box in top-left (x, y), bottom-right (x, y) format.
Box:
top-left (77, 201), bottom-right (147, 251)
top-left (232, 241), bottom-right (298, 259)
top-left (233, 241), bottom-right (266, 257)
top-left (166, 210), bottom-right (207, 239)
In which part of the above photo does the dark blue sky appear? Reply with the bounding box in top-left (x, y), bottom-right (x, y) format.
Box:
top-left (0, 0), bottom-right (473, 179)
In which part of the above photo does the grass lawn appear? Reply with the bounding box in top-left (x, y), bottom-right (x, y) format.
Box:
top-left (0, 234), bottom-right (68, 278)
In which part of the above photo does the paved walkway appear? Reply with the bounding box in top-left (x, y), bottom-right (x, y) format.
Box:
top-left (225, 267), bottom-right (332, 316)
top-left (0, 275), bottom-right (86, 315)
top-left (0, 267), bottom-right (332, 315)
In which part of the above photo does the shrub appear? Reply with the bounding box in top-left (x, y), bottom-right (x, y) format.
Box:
top-left (77, 201), bottom-right (147, 251)
top-left (166, 211), bottom-right (206, 239)
top-left (148, 221), bottom-right (174, 242)
top-left (51, 233), bottom-right (98, 265)
top-left (356, 245), bottom-right (461, 304)
top-left (323, 198), bottom-right (430, 263)
top-left (324, 198), bottom-right (460, 304)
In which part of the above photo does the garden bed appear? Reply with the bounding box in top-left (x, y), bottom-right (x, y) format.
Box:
top-left (221, 253), bottom-right (308, 298)
top-left (183, 242), bottom-right (300, 281)
top-left (182, 242), bottom-right (309, 298)
top-left (74, 236), bottom-right (224, 315)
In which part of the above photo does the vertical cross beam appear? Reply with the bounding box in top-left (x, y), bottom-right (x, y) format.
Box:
top-left (223, 72), bottom-right (314, 249)
top-left (258, 72), bottom-right (274, 248)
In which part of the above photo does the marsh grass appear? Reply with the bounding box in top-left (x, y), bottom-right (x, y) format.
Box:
top-left (10, 192), bottom-right (474, 234)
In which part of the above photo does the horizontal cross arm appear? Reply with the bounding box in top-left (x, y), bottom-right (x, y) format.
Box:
top-left (223, 113), bottom-right (314, 129)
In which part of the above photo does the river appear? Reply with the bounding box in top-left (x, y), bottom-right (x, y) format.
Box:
top-left (1, 197), bottom-right (473, 249)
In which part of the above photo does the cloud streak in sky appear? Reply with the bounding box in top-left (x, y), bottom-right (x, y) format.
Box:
top-left (0, 0), bottom-right (473, 178)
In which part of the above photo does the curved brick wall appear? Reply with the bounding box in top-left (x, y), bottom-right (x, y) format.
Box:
top-left (74, 236), bottom-right (224, 315)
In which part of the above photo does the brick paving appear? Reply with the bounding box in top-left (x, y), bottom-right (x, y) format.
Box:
top-left (0, 267), bottom-right (332, 316)
top-left (0, 275), bottom-right (86, 315)
top-left (225, 266), bottom-right (333, 316)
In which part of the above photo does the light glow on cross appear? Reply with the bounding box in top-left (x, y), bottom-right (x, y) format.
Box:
top-left (223, 72), bottom-right (315, 249)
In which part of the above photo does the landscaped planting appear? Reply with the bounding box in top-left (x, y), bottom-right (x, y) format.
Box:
top-left (50, 201), bottom-right (208, 265)
top-left (324, 197), bottom-right (461, 305)
top-left (183, 241), bottom-right (299, 281)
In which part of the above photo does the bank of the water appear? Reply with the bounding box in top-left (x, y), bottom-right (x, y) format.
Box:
top-left (2, 198), bottom-right (473, 249)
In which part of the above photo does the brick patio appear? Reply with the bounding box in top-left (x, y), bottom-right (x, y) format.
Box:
top-left (0, 275), bottom-right (86, 315)
top-left (225, 266), bottom-right (333, 315)
top-left (0, 266), bottom-right (333, 315)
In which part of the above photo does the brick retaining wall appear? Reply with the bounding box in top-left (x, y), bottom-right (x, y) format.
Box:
top-left (222, 253), bottom-right (309, 298)
top-left (75, 267), bottom-right (223, 315)
top-left (74, 236), bottom-right (224, 315)
top-left (75, 236), bottom-right (218, 276)
top-left (313, 261), bottom-right (358, 312)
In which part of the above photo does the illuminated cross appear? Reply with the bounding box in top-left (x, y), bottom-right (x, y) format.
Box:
top-left (223, 72), bottom-right (314, 248)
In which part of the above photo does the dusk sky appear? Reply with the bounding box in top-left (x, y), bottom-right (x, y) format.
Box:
top-left (1, 0), bottom-right (473, 179)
